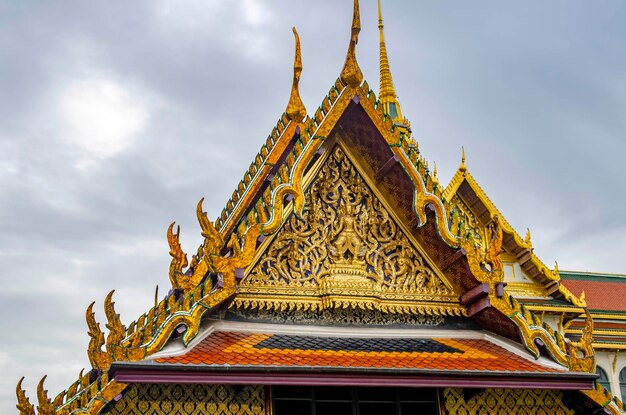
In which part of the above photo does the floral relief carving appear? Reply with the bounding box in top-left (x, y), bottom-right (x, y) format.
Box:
top-left (239, 146), bottom-right (459, 315)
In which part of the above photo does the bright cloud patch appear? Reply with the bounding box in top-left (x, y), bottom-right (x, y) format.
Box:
top-left (59, 79), bottom-right (148, 159)
top-left (241, 0), bottom-right (270, 26)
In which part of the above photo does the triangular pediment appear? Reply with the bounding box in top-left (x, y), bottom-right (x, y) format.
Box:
top-left (445, 169), bottom-right (585, 308)
top-left (233, 145), bottom-right (463, 319)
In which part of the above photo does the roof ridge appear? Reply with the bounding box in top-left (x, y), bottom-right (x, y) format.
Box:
top-left (444, 165), bottom-right (585, 308)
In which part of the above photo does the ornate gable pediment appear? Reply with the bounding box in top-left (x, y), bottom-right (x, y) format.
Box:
top-left (234, 145), bottom-right (463, 318)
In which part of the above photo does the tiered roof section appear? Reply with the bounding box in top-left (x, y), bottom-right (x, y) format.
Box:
top-left (444, 155), bottom-right (585, 311)
top-left (16, 1), bottom-right (625, 414)
top-left (560, 271), bottom-right (626, 350)
top-left (110, 321), bottom-right (584, 390)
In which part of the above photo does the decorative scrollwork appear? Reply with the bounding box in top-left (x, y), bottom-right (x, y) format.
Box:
top-left (16, 377), bottom-right (35, 415)
top-left (443, 388), bottom-right (574, 415)
top-left (451, 196), bottom-right (503, 274)
top-left (36, 376), bottom-right (55, 415)
top-left (231, 307), bottom-right (444, 326)
top-left (569, 309), bottom-right (596, 373)
top-left (240, 146), bottom-right (457, 314)
top-left (286, 27), bottom-right (306, 122)
top-left (104, 290), bottom-right (125, 355)
top-left (167, 222), bottom-right (189, 291)
top-left (484, 215), bottom-right (503, 271)
top-left (197, 198), bottom-right (224, 256)
top-left (582, 382), bottom-right (626, 415)
top-left (106, 384), bottom-right (266, 415)
top-left (86, 301), bottom-right (109, 371)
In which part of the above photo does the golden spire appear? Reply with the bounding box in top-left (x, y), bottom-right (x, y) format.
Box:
top-left (377, 0), bottom-right (407, 129)
top-left (459, 146), bottom-right (467, 173)
top-left (286, 27), bottom-right (307, 122)
top-left (340, 0), bottom-right (363, 88)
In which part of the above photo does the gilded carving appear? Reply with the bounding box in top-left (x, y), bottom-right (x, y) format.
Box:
top-left (443, 388), bottom-right (574, 415)
top-left (340, 0), bottom-right (363, 88)
top-left (240, 146), bottom-right (458, 315)
top-left (86, 301), bottom-right (110, 371)
top-left (167, 222), bottom-right (189, 291)
top-left (35, 376), bottom-right (54, 415)
top-left (16, 378), bottom-right (35, 415)
top-left (568, 309), bottom-right (596, 373)
top-left (450, 196), bottom-right (504, 275)
top-left (231, 307), bottom-right (445, 326)
top-left (489, 293), bottom-right (575, 368)
top-left (106, 384), bottom-right (265, 415)
top-left (285, 27), bottom-right (306, 122)
top-left (104, 290), bottom-right (125, 355)
top-left (582, 382), bottom-right (626, 415)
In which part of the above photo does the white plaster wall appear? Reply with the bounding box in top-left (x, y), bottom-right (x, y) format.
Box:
top-left (503, 262), bottom-right (532, 283)
top-left (596, 350), bottom-right (626, 401)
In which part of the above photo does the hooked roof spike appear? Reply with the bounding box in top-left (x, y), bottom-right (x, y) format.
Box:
top-left (460, 146), bottom-right (467, 172)
top-left (525, 228), bottom-right (532, 246)
top-left (340, 0), bottom-right (363, 88)
top-left (286, 27), bottom-right (307, 122)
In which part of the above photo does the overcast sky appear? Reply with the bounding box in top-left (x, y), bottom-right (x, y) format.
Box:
top-left (1, 0), bottom-right (625, 412)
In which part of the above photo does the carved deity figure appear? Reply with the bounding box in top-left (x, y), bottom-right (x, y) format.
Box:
top-left (330, 203), bottom-right (366, 264)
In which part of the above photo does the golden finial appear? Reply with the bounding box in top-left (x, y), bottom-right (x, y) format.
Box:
top-left (86, 301), bottom-right (108, 370)
top-left (36, 376), bottom-right (54, 415)
top-left (377, 0), bottom-right (404, 124)
top-left (524, 227), bottom-right (532, 246)
top-left (554, 261), bottom-right (559, 274)
top-left (167, 222), bottom-right (188, 290)
top-left (340, 0), bottom-right (363, 88)
top-left (16, 377), bottom-right (35, 415)
top-left (286, 27), bottom-right (307, 122)
top-left (459, 146), bottom-right (467, 173)
top-left (104, 290), bottom-right (125, 353)
top-left (432, 162), bottom-right (439, 185)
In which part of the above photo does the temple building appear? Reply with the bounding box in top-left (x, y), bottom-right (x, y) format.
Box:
top-left (16, 1), bottom-right (626, 414)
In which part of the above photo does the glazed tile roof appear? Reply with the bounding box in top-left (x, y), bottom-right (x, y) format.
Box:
top-left (154, 331), bottom-right (562, 374)
top-left (560, 278), bottom-right (626, 312)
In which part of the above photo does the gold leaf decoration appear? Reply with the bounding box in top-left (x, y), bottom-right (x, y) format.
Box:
top-left (104, 290), bottom-right (125, 355)
top-left (86, 301), bottom-right (110, 371)
top-left (167, 222), bottom-right (189, 290)
top-left (238, 146), bottom-right (459, 315)
top-left (285, 27), bottom-right (306, 122)
top-left (36, 376), bottom-right (55, 415)
top-left (106, 384), bottom-right (265, 415)
top-left (443, 388), bottom-right (573, 415)
top-left (16, 377), bottom-right (35, 415)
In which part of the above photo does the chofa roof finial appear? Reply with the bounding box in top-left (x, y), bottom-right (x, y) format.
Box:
top-left (286, 27), bottom-right (307, 122)
top-left (340, 0), bottom-right (363, 88)
top-left (460, 146), bottom-right (467, 173)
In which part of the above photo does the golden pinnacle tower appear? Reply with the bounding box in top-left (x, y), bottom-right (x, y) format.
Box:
top-left (377, 0), bottom-right (410, 133)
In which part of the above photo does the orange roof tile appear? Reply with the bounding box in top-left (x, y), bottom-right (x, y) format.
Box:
top-left (560, 279), bottom-right (626, 312)
top-left (154, 332), bottom-right (560, 374)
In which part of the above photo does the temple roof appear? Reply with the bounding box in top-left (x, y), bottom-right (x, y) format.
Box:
top-left (16, 1), bottom-right (620, 414)
top-left (560, 271), bottom-right (626, 350)
top-left (107, 320), bottom-right (597, 390)
top-left (561, 271), bottom-right (626, 313)
top-left (443, 154), bottom-right (586, 310)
